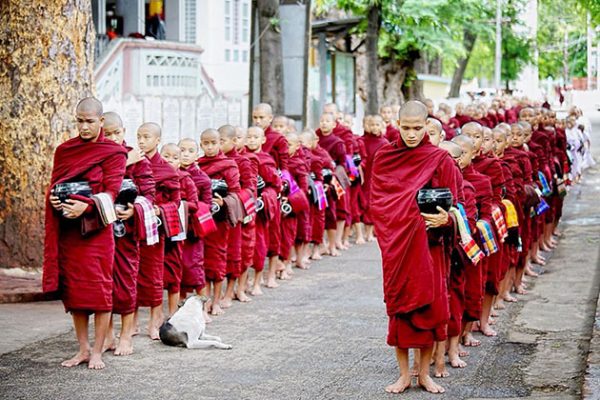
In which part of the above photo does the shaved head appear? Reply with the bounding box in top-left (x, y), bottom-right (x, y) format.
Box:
top-left (139, 122), bottom-right (162, 138)
top-left (427, 118), bottom-right (443, 133)
top-left (178, 137), bottom-right (198, 149)
top-left (399, 101), bottom-right (428, 120)
top-left (253, 103), bottom-right (273, 115)
top-left (462, 122), bottom-right (483, 135)
top-left (161, 143), bottom-right (180, 154)
top-left (323, 103), bottom-right (338, 114)
top-left (452, 134), bottom-right (474, 152)
top-left (248, 126), bottom-right (264, 137)
top-left (76, 97), bottom-right (103, 117)
top-left (201, 128), bottom-right (220, 140)
top-left (218, 124), bottom-right (237, 140)
top-left (439, 141), bottom-right (462, 159)
top-left (103, 111), bottom-right (123, 128)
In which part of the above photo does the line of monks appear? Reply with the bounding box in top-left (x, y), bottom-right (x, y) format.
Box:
top-left (42, 95), bottom-right (587, 382)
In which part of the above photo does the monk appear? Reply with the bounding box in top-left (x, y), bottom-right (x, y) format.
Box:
top-left (271, 115), bottom-right (290, 135)
top-left (381, 104), bottom-right (400, 143)
top-left (219, 125), bottom-right (256, 308)
top-left (245, 126), bottom-right (281, 294)
top-left (103, 112), bottom-right (155, 356)
top-left (427, 118), bottom-right (445, 146)
top-left (360, 115), bottom-right (388, 243)
top-left (45, 97), bottom-right (126, 369)
top-left (372, 101), bottom-right (459, 394)
top-left (161, 144), bottom-right (196, 316)
top-left (197, 129), bottom-right (241, 315)
top-left (137, 123), bottom-right (181, 338)
top-left (295, 131), bottom-right (315, 269)
top-left (178, 138), bottom-right (212, 320)
top-left (317, 112), bottom-right (347, 256)
top-left (234, 127), bottom-right (259, 302)
top-left (280, 133), bottom-right (310, 276)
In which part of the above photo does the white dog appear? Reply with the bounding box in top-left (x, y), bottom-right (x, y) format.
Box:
top-left (159, 296), bottom-right (232, 350)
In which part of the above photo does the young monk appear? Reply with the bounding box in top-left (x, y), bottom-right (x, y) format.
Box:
top-left (317, 112), bottom-right (347, 256)
top-left (45, 97), bottom-right (126, 369)
top-left (271, 115), bottom-right (290, 135)
top-left (197, 129), bottom-right (241, 315)
top-left (246, 126), bottom-right (281, 294)
top-left (137, 123), bottom-right (181, 337)
top-left (178, 138), bottom-right (212, 320)
top-left (380, 104), bottom-right (400, 143)
top-left (348, 126), bottom-right (367, 246)
top-left (280, 133), bottom-right (310, 276)
top-left (103, 112), bottom-right (155, 356)
top-left (295, 132), bottom-right (315, 269)
top-left (427, 118), bottom-right (445, 146)
top-left (234, 127), bottom-right (259, 302)
top-left (372, 101), bottom-right (459, 394)
top-left (360, 115), bottom-right (388, 243)
top-left (160, 143), bottom-right (196, 316)
top-left (466, 124), bottom-right (507, 337)
top-left (219, 125), bottom-right (256, 307)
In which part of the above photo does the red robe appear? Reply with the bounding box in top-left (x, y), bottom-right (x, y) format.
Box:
top-left (309, 147), bottom-right (327, 245)
top-left (371, 136), bottom-right (458, 348)
top-left (384, 124), bottom-right (400, 143)
top-left (252, 151), bottom-right (281, 271)
top-left (332, 121), bottom-right (354, 155)
top-left (138, 152), bottom-right (180, 306)
top-left (239, 149), bottom-right (260, 272)
top-left (296, 146), bottom-right (313, 244)
top-left (359, 132), bottom-right (388, 225)
top-left (43, 133), bottom-right (126, 312)
top-left (180, 163), bottom-right (211, 292)
top-left (350, 136), bottom-right (366, 224)
top-left (225, 148), bottom-right (256, 279)
top-left (317, 130), bottom-right (349, 226)
top-left (113, 146), bottom-right (155, 315)
top-left (280, 151), bottom-right (309, 260)
top-left (197, 152), bottom-right (241, 282)
top-left (263, 125), bottom-right (289, 170)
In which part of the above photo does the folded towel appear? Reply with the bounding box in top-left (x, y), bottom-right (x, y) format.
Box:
top-left (449, 207), bottom-right (484, 265)
top-left (134, 196), bottom-right (159, 245)
top-left (91, 192), bottom-right (117, 226)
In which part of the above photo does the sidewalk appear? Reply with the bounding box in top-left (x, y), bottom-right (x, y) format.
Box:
top-left (0, 268), bottom-right (56, 303)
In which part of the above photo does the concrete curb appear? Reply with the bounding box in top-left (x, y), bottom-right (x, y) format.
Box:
top-left (0, 270), bottom-right (57, 304)
top-left (583, 256), bottom-right (600, 400)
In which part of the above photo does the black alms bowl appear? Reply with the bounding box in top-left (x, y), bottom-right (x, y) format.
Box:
top-left (416, 188), bottom-right (453, 214)
top-left (211, 179), bottom-right (229, 198)
top-left (52, 181), bottom-right (92, 204)
top-left (115, 179), bottom-right (138, 206)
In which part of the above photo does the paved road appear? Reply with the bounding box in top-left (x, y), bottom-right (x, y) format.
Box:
top-left (1, 120), bottom-right (599, 400)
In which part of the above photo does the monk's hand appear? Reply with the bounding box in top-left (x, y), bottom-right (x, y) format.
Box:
top-left (117, 203), bottom-right (135, 220)
top-left (421, 206), bottom-right (449, 229)
top-left (323, 184), bottom-right (330, 192)
top-left (62, 199), bottom-right (88, 219)
top-left (126, 149), bottom-right (144, 166)
top-left (213, 193), bottom-right (224, 207)
top-left (154, 205), bottom-right (161, 216)
top-left (50, 195), bottom-right (62, 211)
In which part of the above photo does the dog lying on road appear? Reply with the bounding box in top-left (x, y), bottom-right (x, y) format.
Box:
top-left (159, 296), bottom-right (232, 350)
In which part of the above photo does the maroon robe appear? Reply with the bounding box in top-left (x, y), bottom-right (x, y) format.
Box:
top-left (332, 121), bottom-right (354, 155)
top-left (384, 124), bottom-right (400, 144)
top-left (350, 136), bottom-right (366, 224)
top-left (240, 149), bottom-right (260, 272)
top-left (43, 133), bottom-right (126, 312)
top-left (371, 135), bottom-right (458, 348)
top-left (138, 151), bottom-right (180, 307)
top-left (296, 146), bottom-right (313, 244)
top-left (180, 163), bottom-right (211, 292)
top-left (280, 151), bottom-right (309, 260)
top-left (359, 132), bottom-right (388, 225)
top-left (197, 152), bottom-right (240, 282)
top-left (309, 146), bottom-right (327, 245)
top-left (317, 130), bottom-right (349, 226)
top-left (113, 146), bottom-right (155, 315)
top-left (263, 125), bottom-right (289, 170)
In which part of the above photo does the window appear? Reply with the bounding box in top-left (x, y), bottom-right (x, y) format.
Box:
top-left (184, 0), bottom-right (197, 44)
top-left (225, 49), bottom-right (231, 62)
top-left (242, 2), bottom-right (249, 18)
top-left (233, 49), bottom-right (239, 62)
top-left (225, 0), bottom-right (231, 16)
top-left (233, 0), bottom-right (240, 45)
top-left (242, 50), bottom-right (248, 62)
top-left (242, 19), bottom-right (249, 43)
top-left (225, 17), bottom-right (231, 41)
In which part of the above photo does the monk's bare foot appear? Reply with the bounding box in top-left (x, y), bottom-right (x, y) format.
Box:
top-left (463, 333), bottom-right (481, 347)
top-left (494, 300), bottom-right (506, 310)
top-left (149, 326), bottom-right (160, 340)
top-left (250, 286), bottom-right (264, 296)
top-left (489, 317), bottom-right (497, 325)
top-left (384, 375), bottom-right (412, 394)
top-left (418, 375), bottom-right (445, 394)
top-left (335, 241), bottom-right (348, 251)
top-left (102, 339), bottom-right (116, 353)
top-left (265, 278), bottom-right (280, 288)
top-left (328, 248), bottom-right (341, 257)
top-left (355, 237), bottom-right (366, 245)
top-left (540, 244), bottom-right (552, 252)
top-left (132, 326), bottom-right (140, 337)
top-left (553, 229), bottom-right (562, 237)
top-left (449, 354), bottom-right (467, 368)
top-left (531, 256), bottom-right (545, 266)
top-left (458, 344), bottom-right (469, 358)
top-left (295, 260), bottom-right (310, 270)
top-left (491, 309), bottom-right (499, 317)
top-left (114, 337), bottom-right (133, 356)
top-left (503, 294), bottom-right (518, 303)
top-left (235, 291), bottom-right (252, 303)
top-left (525, 266), bottom-right (540, 276)
top-left (87, 352), bottom-right (105, 370)
top-left (411, 362), bottom-right (420, 376)
top-left (481, 324), bottom-right (497, 336)
top-left (61, 350), bottom-right (90, 367)
top-left (471, 322), bottom-right (480, 332)
top-left (220, 297), bottom-right (234, 309)
top-left (278, 271), bottom-right (292, 280)
top-left (203, 310), bottom-right (213, 323)
top-left (515, 285), bottom-right (528, 295)
top-left (310, 252), bottom-right (322, 260)
top-left (434, 362), bottom-right (449, 378)
top-left (343, 240), bottom-right (351, 248)
top-left (210, 304), bottom-right (225, 316)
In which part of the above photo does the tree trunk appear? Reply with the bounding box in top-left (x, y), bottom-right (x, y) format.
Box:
top-left (378, 57), bottom-right (407, 106)
top-left (402, 51), bottom-right (425, 101)
top-left (365, 4), bottom-right (380, 114)
top-left (256, 0), bottom-right (284, 114)
top-left (0, 0), bottom-right (95, 269)
top-left (449, 30), bottom-right (477, 98)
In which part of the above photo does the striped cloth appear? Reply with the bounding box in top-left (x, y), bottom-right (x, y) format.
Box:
top-left (538, 171), bottom-right (552, 196)
top-left (193, 202), bottom-right (217, 238)
top-left (159, 202), bottom-right (183, 239)
top-left (345, 155), bottom-right (360, 182)
top-left (449, 206), bottom-right (485, 265)
top-left (91, 192), bottom-right (117, 226)
top-left (501, 199), bottom-right (519, 228)
top-left (476, 220), bottom-right (498, 256)
top-left (171, 200), bottom-right (188, 242)
top-left (331, 176), bottom-right (345, 198)
top-left (535, 198), bottom-right (550, 215)
top-left (315, 181), bottom-right (328, 210)
top-left (491, 205), bottom-right (508, 243)
top-left (134, 196), bottom-right (159, 245)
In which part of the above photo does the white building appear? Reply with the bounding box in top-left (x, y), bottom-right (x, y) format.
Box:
top-left (91, 0), bottom-right (251, 144)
